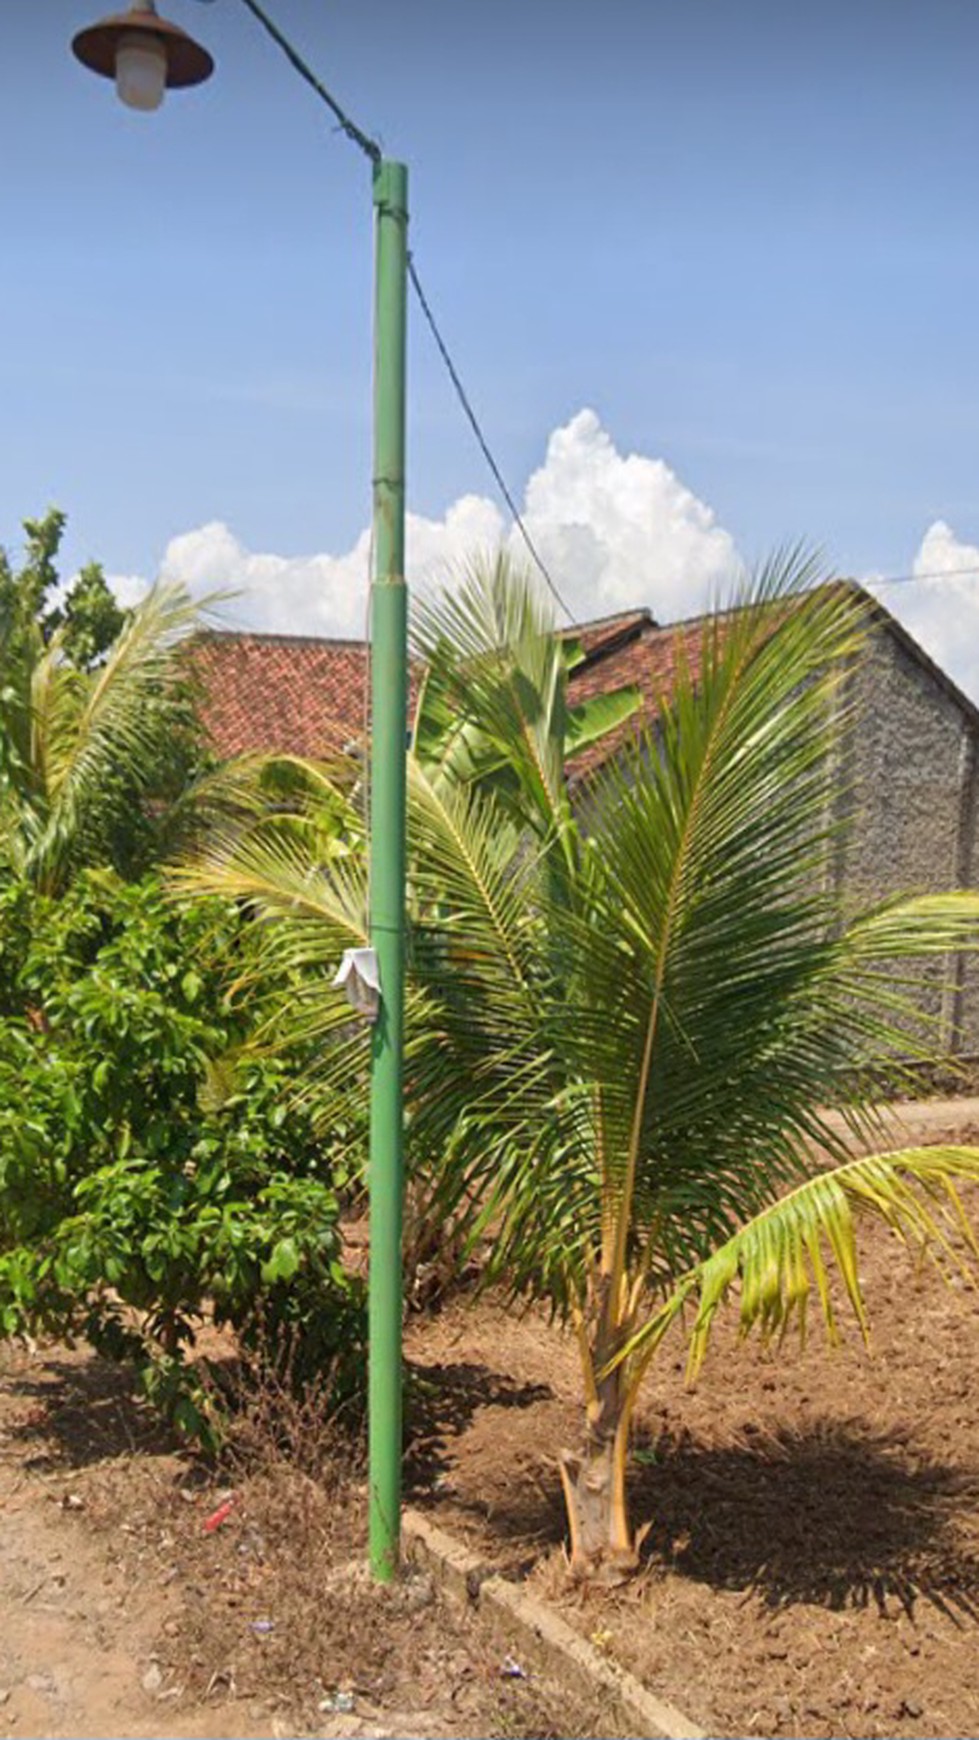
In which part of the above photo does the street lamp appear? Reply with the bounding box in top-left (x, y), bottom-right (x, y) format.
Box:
top-left (71, 2), bottom-right (213, 110)
top-left (71, 1), bottom-right (410, 1584)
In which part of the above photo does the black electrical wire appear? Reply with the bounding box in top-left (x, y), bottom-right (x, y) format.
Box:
top-left (232, 0), bottom-right (381, 164)
top-left (406, 256), bottom-right (573, 621)
top-left (227, 0), bottom-right (574, 621)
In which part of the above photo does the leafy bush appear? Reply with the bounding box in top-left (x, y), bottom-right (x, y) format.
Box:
top-left (0, 871), bottom-right (365, 1438)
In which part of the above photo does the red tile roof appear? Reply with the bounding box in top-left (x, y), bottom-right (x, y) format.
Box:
top-left (566, 607), bottom-right (656, 659)
top-left (566, 615), bottom-right (709, 779)
top-left (188, 588), bottom-right (979, 778)
top-left (189, 631), bottom-right (374, 761)
top-left (188, 614), bottom-right (698, 769)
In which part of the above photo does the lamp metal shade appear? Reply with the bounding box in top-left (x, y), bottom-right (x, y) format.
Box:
top-left (72, 7), bottom-right (214, 90)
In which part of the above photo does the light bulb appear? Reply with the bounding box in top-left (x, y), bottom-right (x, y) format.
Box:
top-left (115, 31), bottom-right (167, 111)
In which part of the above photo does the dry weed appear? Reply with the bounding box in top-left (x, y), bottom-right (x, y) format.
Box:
top-left (6, 1333), bottom-right (606, 1735)
top-left (155, 1337), bottom-right (600, 1736)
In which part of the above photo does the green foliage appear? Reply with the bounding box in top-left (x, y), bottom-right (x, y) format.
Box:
top-left (0, 508), bottom-right (124, 671)
top-left (0, 872), bottom-right (365, 1438)
top-left (0, 509), bottom-right (211, 893)
top-left (56, 562), bottom-right (127, 672)
top-left (186, 552), bottom-right (979, 1559)
top-left (0, 513), bottom-right (366, 1441)
top-left (622, 1143), bottom-right (979, 1384)
top-left (0, 509), bottom-right (65, 657)
top-left (404, 559), bottom-right (979, 1301)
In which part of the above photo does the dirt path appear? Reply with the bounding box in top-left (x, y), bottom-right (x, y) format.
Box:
top-left (0, 1343), bottom-right (594, 1740)
top-left (0, 1454), bottom-right (472, 1740)
top-left (820, 1094), bottom-right (979, 1146)
top-left (0, 1466), bottom-right (276, 1739)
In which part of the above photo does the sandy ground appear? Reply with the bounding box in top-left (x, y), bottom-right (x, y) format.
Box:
top-left (0, 1460), bottom-right (280, 1739)
top-left (0, 1345), bottom-right (595, 1740)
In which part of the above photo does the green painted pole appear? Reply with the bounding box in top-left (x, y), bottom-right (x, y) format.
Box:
top-left (368, 156), bottom-right (409, 1582)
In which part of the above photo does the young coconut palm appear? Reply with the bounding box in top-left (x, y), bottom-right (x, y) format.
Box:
top-left (0, 580), bottom-right (205, 895)
top-left (186, 551), bottom-right (979, 1579)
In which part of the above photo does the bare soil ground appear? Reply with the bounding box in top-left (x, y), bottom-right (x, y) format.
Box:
top-left (404, 1105), bottom-right (979, 1739)
top-left (0, 1346), bottom-right (602, 1739)
top-left (5, 1097), bottom-right (979, 1740)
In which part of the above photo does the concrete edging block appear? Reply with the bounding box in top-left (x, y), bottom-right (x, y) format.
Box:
top-left (403, 1508), bottom-right (707, 1740)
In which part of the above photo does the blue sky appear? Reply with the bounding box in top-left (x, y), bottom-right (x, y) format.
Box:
top-left (4, 2), bottom-right (979, 690)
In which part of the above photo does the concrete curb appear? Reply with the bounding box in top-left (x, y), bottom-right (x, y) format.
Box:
top-left (403, 1508), bottom-right (707, 1740)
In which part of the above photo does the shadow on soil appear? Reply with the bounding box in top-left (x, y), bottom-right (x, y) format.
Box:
top-left (14, 1348), bottom-right (979, 1627)
top-left (405, 1357), bottom-right (553, 1486)
top-left (2, 1353), bottom-right (175, 1470)
top-left (635, 1416), bottom-right (979, 1619)
top-left (419, 1387), bottom-right (979, 1619)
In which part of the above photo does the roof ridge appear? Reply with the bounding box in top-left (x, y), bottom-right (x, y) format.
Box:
top-left (196, 627), bottom-right (369, 651)
top-left (563, 605), bottom-right (657, 636)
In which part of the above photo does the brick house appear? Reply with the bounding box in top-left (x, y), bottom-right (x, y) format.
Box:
top-left (190, 586), bottom-right (979, 1056)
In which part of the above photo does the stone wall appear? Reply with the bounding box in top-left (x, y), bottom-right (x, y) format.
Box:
top-left (840, 621), bottom-right (979, 1055)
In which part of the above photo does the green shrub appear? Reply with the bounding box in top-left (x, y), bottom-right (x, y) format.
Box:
top-left (0, 871), bottom-right (365, 1439)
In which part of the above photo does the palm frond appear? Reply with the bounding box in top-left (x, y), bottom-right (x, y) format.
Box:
top-left (20, 582), bottom-right (201, 890)
top-left (177, 812), bottom-right (368, 961)
top-left (408, 559), bottom-right (979, 1303)
top-left (162, 750), bottom-right (363, 863)
top-left (532, 565), bottom-right (871, 1272)
top-left (177, 798), bottom-right (378, 1104)
top-left (412, 552), bottom-right (578, 847)
top-left (178, 554), bottom-right (979, 1338)
top-left (617, 1145), bottom-right (979, 1383)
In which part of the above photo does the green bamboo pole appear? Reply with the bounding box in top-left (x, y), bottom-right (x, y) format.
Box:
top-left (368, 157), bottom-right (409, 1582)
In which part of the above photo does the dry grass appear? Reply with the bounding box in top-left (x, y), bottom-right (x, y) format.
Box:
top-left (63, 1334), bottom-right (605, 1738)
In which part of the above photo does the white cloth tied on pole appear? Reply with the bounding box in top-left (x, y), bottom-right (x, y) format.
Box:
top-left (332, 947), bottom-right (382, 1021)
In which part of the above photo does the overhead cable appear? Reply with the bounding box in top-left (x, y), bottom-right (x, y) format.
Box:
top-left (232, 0), bottom-right (573, 621)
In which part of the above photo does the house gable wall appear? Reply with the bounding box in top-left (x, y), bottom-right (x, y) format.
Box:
top-left (843, 625), bottom-right (979, 1053)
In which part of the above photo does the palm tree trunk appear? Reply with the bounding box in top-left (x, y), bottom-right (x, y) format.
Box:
top-left (558, 1360), bottom-right (637, 1577)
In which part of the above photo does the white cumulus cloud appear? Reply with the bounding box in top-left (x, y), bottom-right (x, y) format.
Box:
top-left (869, 519), bottom-right (979, 705)
top-left (515, 408), bottom-right (738, 621)
top-left (113, 495), bottom-right (508, 639)
top-left (107, 410), bottom-right (739, 636)
top-left (102, 408), bottom-right (979, 710)
top-left (159, 520), bottom-right (373, 639)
